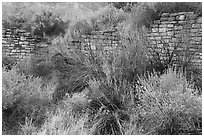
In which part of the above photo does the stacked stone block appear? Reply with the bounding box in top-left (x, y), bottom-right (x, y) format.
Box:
top-left (2, 12), bottom-right (202, 68)
top-left (2, 27), bottom-right (40, 62)
top-left (146, 12), bottom-right (202, 68)
top-left (71, 29), bottom-right (122, 59)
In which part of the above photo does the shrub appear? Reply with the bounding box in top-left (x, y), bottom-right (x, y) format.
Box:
top-left (2, 12), bottom-right (33, 31)
top-left (175, 33), bottom-right (202, 94)
top-left (143, 28), bottom-right (202, 94)
top-left (133, 69), bottom-right (202, 135)
top-left (15, 52), bottom-right (54, 80)
top-left (49, 38), bottom-right (139, 134)
top-left (110, 2), bottom-right (138, 12)
top-left (184, 65), bottom-right (202, 95)
top-left (116, 26), bottom-right (149, 83)
top-left (111, 2), bottom-right (202, 28)
top-left (90, 5), bottom-right (127, 31)
top-left (70, 20), bottom-right (93, 40)
top-left (2, 67), bottom-right (56, 134)
top-left (20, 99), bottom-right (89, 135)
top-left (33, 10), bottom-right (69, 38)
top-left (145, 38), bottom-right (178, 75)
top-left (69, 4), bottom-right (127, 39)
top-left (3, 6), bottom-right (69, 39)
top-left (153, 2), bottom-right (202, 16)
top-left (128, 3), bottom-right (159, 28)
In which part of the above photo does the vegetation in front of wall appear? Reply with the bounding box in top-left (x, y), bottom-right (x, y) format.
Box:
top-left (2, 33), bottom-right (202, 134)
top-left (2, 2), bottom-right (202, 135)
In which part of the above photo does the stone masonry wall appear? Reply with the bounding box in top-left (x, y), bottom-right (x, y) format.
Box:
top-left (70, 30), bottom-right (122, 58)
top-left (71, 12), bottom-right (202, 68)
top-left (146, 12), bottom-right (202, 68)
top-left (2, 27), bottom-right (41, 62)
top-left (2, 12), bottom-right (202, 68)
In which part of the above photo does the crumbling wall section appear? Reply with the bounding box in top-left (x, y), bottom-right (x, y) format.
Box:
top-left (146, 12), bottom-right (202, 68)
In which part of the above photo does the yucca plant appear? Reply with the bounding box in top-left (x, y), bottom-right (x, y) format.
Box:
top-left (175, 46), bottom-right (202, 95)
top-left (146, 28), bottom-right (202, 94)
top-left (86, 75), bottom-right (137, 135)
top-left (51, 42), bottom-right (107, 103)
top-left (146, 37), bottom-right (179, 75)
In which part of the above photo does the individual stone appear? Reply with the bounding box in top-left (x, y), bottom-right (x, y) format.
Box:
top-left (154, 20), bottom-right (161, 24)
top-left (160, 32), bottom-right (167, 36)
top-left (192, 24), bottom-right (201, 28)
top-left (160, 17), bottom-right (169, 22)
top-left (159, 28), bottom-right (166, 32)
top-left (174, 26), bottom-right (183, 30)
top-left (151, 33), bottom-right (159, 36)
top-left (18, 30), bottom-right (26, 33)
top-left (178, 15), bottom-right (185, 21)
top-left (167, 24), bottom-right (174, 28)
top-left (11, 50), bottom-right (16, 52)
top-left (162, 36), bottom-right (171, 39)
top-left (167, 31), bottom-right (174, 36)
top-left (170, 13), bottom-right (178, 17)
top-left (191, 29), bottom-right (199, 33)
top-left (159, 24), bottom-right (167, 28)
top-left (152, 24), bottom-right (159, 27)
top-left (178, 12), bottom-right (186, 15)
top-left (21, 45), bottom-right (27, 48)
top-left (178, 21), bottom-right (187, 24)
top-left (152, 28), bottom-right (158, 32)
top-left (162, 13), bottom-right (170, 17)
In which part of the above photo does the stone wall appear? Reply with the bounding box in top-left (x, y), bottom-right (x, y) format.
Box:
top-left (71, 12), bottom-right (202, 68)
top-left (2, 12), bottom-right (202, 68)
top-left (71, 29), bottom-right (122, 58)
top-left (2, 27), bottom-right (42, 62)
top-left (146, 12), bottom-right (202, 68)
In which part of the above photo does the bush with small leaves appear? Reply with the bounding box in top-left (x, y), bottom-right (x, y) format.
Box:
top-left (2, 67), bottom-right (56, 134)
top-left (136, 69), bottom-right (202, 135)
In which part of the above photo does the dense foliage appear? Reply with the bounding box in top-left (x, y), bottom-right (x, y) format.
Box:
top-left (3, 4), bottom-right (69, 39)
top-left (2, 2), bottom-right (202, 135)
top-left (2, 48), bottom-right (202, 134)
